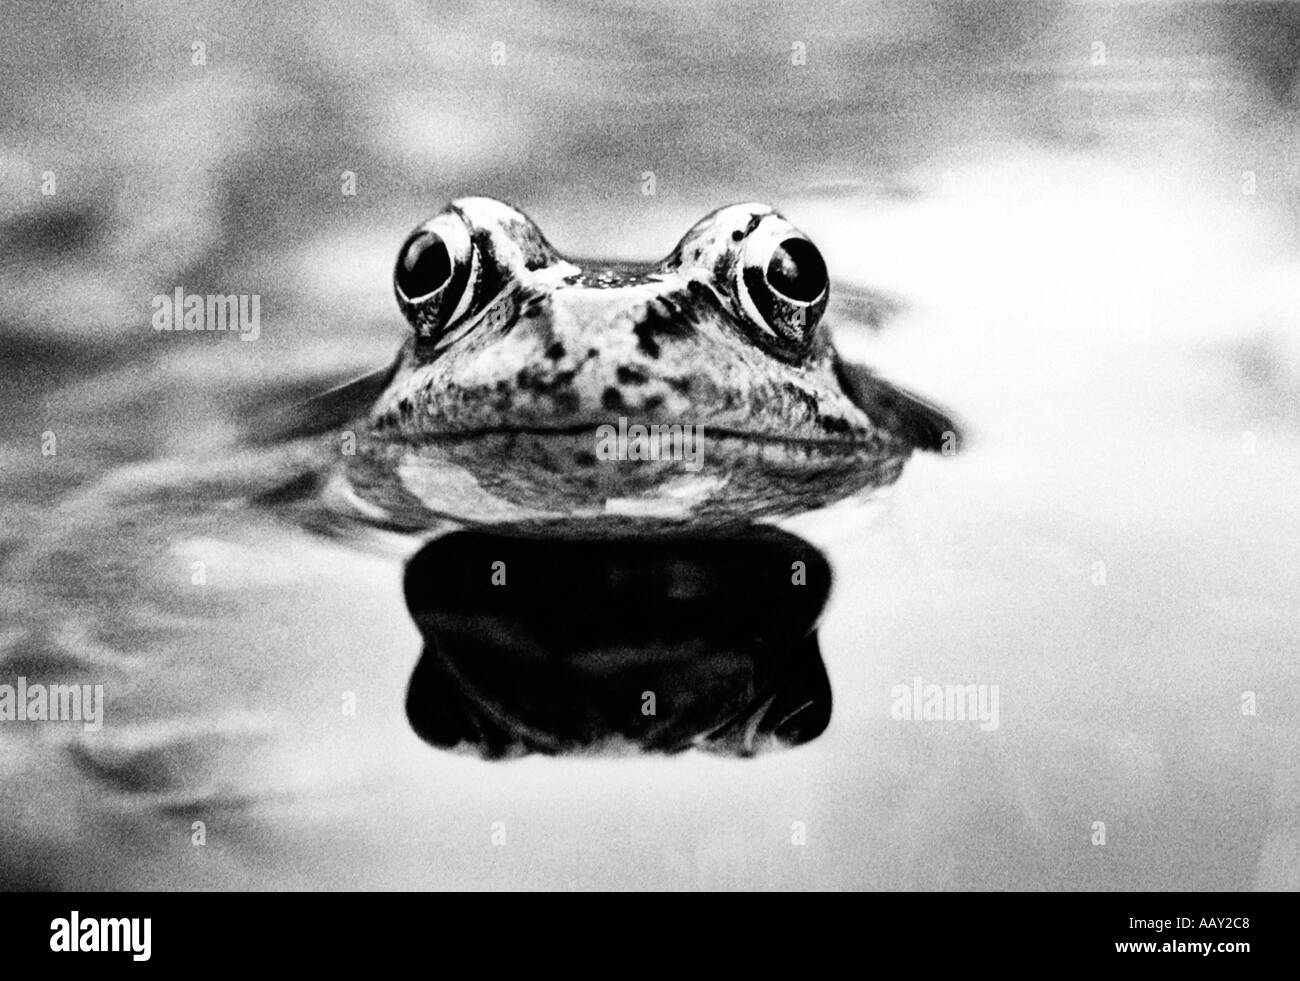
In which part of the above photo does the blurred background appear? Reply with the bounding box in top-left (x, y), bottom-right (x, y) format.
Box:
top-left (1, 1), bottom-right (1299, 889)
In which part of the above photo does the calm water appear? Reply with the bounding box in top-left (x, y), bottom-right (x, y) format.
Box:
top-left (2, 1), bottom-right (1298, 889)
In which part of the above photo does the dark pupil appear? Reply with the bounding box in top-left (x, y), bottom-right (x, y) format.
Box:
top-left (766, 238), bottom-right (827, 303)
top-left (397, 231), bottom-right (452, 298)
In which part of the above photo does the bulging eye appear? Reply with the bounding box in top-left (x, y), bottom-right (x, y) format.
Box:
top-left (666, 204), bottom-right (828, 360)
top-left (394, 211), bottom-right (477, 339)
top-left (765, 238), bottom-right (827, 303)
top-left (396, 231), bottom-right (452, 299)
top-left (736, 224), bottom-right (829, 359)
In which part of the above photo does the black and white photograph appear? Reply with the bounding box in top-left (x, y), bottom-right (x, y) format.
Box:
top-left (0, 0), bottom-right (1295, 953)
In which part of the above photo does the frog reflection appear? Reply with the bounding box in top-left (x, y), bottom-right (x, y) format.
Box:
top-left (404, 527), bottom-right (832, 757)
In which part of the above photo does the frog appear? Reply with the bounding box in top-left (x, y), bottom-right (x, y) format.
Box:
top-left (267, 195), bottom-right (961, 538)
top-left (0, 196), bottom-right (962, 800)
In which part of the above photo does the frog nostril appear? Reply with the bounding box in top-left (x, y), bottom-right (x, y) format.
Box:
top-left (396, 231), bottom-right (452, 299)
top-left (766, 238), bottom-right (827, 303)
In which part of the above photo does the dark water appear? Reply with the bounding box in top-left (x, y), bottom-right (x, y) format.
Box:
top-left (2, 2), bottom-right (1299, 889)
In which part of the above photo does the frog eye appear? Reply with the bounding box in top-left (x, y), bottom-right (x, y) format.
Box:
top-left (396, 231), bottom-right (451, 298)
top-left (736, 226), bottom-right (829, 357)
top-left (764, 238), bottom-right (828, 304)
top-left (394, 211), bottom-right (477, 338)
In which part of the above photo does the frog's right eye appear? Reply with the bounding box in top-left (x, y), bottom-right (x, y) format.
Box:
top-left (394, 212), bottom-right (477, 337)
top-left (396, 231), bottom-right (451, 298)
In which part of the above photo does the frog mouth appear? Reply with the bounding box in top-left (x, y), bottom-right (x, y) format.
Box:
top-left (348, 418), bottom-right (907, 534)
top-left (409, 422), bottom-right (884, 452)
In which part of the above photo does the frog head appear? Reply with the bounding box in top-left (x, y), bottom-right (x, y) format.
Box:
top-left (343, 196), bottom-right (958, 533)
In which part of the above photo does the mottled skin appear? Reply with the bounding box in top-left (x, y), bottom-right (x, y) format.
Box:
top-left (290, 197), bottom-right (958, 536)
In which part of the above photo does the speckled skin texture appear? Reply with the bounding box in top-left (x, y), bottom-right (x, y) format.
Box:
top-left (346, 197), bottom-right (931, 534)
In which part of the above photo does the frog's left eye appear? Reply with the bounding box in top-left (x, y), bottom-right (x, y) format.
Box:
top-left (764, 239), bottom-right (828, 304)
top-left (394, 212), bottom-right (477, 338)
top-left (735, 227), bottom-right (829, 358)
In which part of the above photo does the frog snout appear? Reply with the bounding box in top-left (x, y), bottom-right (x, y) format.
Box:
top-left (517, 335), bottom-right (699, 424)
top-left (396, 282), bottom-right (848, 438)
top-left (471, 289), bottom-right (710, 425)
